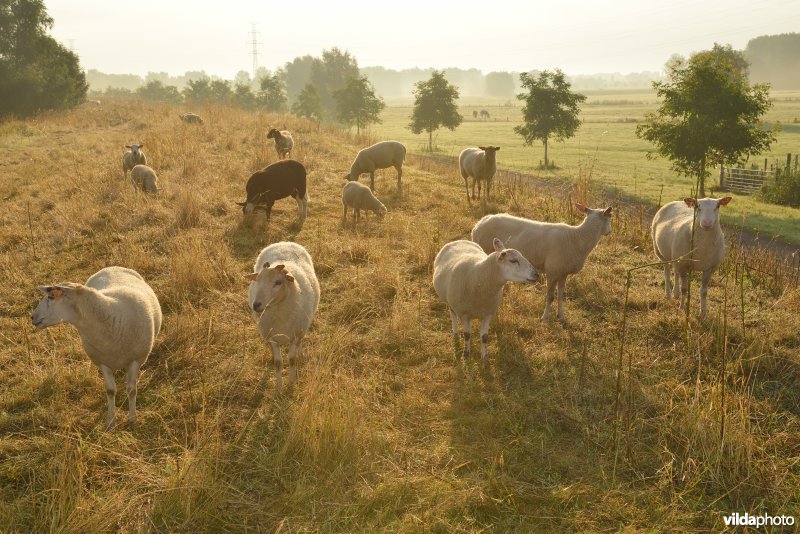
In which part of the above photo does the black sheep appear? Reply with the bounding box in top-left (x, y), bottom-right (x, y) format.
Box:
top-left (236, 160), bottom-right (308, 220)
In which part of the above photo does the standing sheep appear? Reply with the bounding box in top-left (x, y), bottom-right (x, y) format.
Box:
top-left (236, 160), bottom-right (308, 222)
top-left (345, 140), bottom-right (406, 191)
top-left (245, 242), bottom-right (320, 390)
top-left (433, 238), bottom-right (539, 359)
top-left (30, 267), bottom-right (162, 428)
top-left (341, 181), bottom-right (387, 224)
top-left (651, 196), bottom-right (732, 317)
top-left (459, 146), bottom-right (500, 203)
top-left (471, 204), bottom-right (613, 322)
top-left (179, 112), bottom-right (204, 124)
top-left (122, 144), bottom-right (147, 174)
top-left (129, 164), bottom-right (161, 194)
top-left (267, 128), bottom-right (294, 159)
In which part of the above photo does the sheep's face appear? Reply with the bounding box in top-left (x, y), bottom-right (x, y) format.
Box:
top-left (245, 263), bottom-right (295, 314)
top-left (31, 284), bottom-right (81, 329)
top-left (577, 204), bottom-right (613, 235)
top-left (493, 238), bottom-right (539, 283)
top-left (267, 128), bottom-right (279, 140)
top-left (375, 202), bottom-right (387, 218)
top-left (125, 144), bottom-right (142, 155)
top-left (685, 197), bottom-right (732, 230)
top-left (236, 201), bottom-right (256, 215)
top-left (479, 146), bottom-right (501, 162)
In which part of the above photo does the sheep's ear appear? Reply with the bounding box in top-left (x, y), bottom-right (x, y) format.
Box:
top-left (235, 201), bottom-right (247, 207)
top-left (719, 196), bottom-right (732, 207)
top-left (684, 197), bottom-right (695, 208)
top-left (285, 274), bottom-right (295, 283)
top-left (494, 146), bottom-right (501, 151)
top-left (497, 251), bottom-right (507, 261)
top-left (125, 145), bottom-right (131, 148)
top-left (478, 146), bottom-right (487, 151)
top-left (138, 144), bottom-right (144, 148)
top-left (243, 273), bottom-right (258, 281)
top-left (262, 262), bottom-right (270, 269)
top-left (575, 202), bottom-right (588, 214)
top-left (493, 237), bottom-right (505, 252)
top-left (37, 285), bottom-right (52, 295)
top-left (603, 207), bottom-right (613, 217)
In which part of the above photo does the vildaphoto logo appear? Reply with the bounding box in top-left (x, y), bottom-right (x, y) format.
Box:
top-left (723, 512), bottom-right (795, 528)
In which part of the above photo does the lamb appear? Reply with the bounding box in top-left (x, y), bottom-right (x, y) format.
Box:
top-left (236, 159), bottom-right (308, 221)
top-left (122, 144), bottom-right (147, 174)
top-left (245, 242), bottom-right (320, 390)
top-left (344, 140), bottom-right (406, 191)
top-left (341, 181), bottom-right (387, 224)
top-left (30, 267), bottom-right (162, 428)
top-left (433, 238), bottom-right (539, 359)
top-left (129, 164), bottom-right (161, 194)
top-left (459, 146), bottom-right (500, 203)
top-left (267, 128), bottom-right (294, 159)
top-left (179, 112), bottom-right (204, 124)
top-left (651, 197), bottom-right (732, 317)
top-left (471, 204), bottom-right (613, 322)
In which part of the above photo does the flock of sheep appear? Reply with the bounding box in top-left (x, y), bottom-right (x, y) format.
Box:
top-left (30, 121), bottom-right (734, 428)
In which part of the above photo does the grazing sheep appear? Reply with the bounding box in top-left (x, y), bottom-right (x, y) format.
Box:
top-left (433, 238), bottom-right (539, 359)
top-left (471, 204), bottom-right (613, 322)
top-left (31, 267), bottom-right (162, 428)
top-left (344, 140), bottom-right (406, 191)
top-left (179, 112), bottom-right (204, 124)
top-left (651, 197), bottom-right (732, 317)
top-left (236, 159), bottom-right (308, 221)
top-left (245, 242), bottom-right (320, 390)
top-left (122, 144), bottom-right (146, 174)
top-left (459, 146), bottom-right (500, 203)
top-left (267, 128), bottom-right (294, 159)
top-left (129, 164), bottom-right (161, 194)
top-left (341, 181), bottom-right (386, 224)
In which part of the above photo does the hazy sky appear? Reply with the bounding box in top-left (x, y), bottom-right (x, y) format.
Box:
top-left (45, 0), bottom-right (800, 78)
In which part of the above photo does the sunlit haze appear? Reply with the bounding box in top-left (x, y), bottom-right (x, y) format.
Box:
top-left (46, 0), bottom-right (800, 77)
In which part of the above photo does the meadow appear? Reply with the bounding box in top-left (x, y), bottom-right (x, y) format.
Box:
top-left (0, 100), bottom-right (799, 532)
top-left (372, 90), bottom-right (800, 245)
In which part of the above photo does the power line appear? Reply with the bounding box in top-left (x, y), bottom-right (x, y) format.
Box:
top-left (247, 23), bottom-right (262, 80)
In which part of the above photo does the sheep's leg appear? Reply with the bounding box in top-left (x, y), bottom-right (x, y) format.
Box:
top-left (370, 171), bottom-right (375, 192)
top-left (126, 360), bottom-right (140, 424)
top-left (460, 315), bottom-right (472, 358)
top-left (265, 202), bottom-right (274, 221)
top-left (287, 338), bottom-right (300, 386)
top-left (556, 275), bottom-right (567, 321)
top-left (471, 177), bottom-right (476, 200)
top-left (700, 270), bottom-right (713, 318)
top-left (100, 365), bottom-right (117, 429)
top-left (479, 316), bottom-right (491, 361)
top-left (448, 308), bottom-right (460, 337)
top-left (355, 208), bottom-right (360, 224)
top-left (396, 165), bottom-right (402, 190)
top-left (295, 195), bottom-right (304, 219)
top-left (477, 180), bottom-right (482, 200)
top-left (672, 266), bottom-right (682, 300)
top-left (678, 272), bottom-right (689, 311)
top-left (270, 341), bottom-right (283, 392)
top-left (342, 204), bottom-right (348, 221)
top-left (663, 263), bottom-right (672, 299)
top-left (541, 276), bottom-right (557, 322)
top-left (464, 177), bottom-right (471, 204)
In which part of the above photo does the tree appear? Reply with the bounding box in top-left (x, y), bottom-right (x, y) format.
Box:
top-left (636, 44), bottom-right (776, 196)
top-left (333, 76), bottom-right (385, 135)
top-left (258, 74), bottom-right (288, 113)
top-left (408, 70), bottom-right (463, 151)
top-left (209, 79), bottom-right (232, 103)
top-left (310, 48), bottom-right (359, 119)
top-left (136, 80), bottom-right (182, 104)
top-left (745, 33), bottom-right (800, 90)
top-left (0, 0), bottom-right (88, 118)
top-left (514, 69), bottom-right (586, 168)
top-left (485, 71), bottom-right (515, 98)
top-left (182, 78), bottom-right (212, 105)
top-left (232, 82), bottom-right (257, 109)
top-left (291, 83), bottom-right (323, 123)
top-left (280, 55), bottom-right (320, 102)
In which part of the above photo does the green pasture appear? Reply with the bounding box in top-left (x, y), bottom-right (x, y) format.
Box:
top-left (372, 90), bottom-right (800, 244)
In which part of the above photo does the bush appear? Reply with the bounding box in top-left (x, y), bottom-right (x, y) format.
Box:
top-left (761, 170), bottom-right (800, 207)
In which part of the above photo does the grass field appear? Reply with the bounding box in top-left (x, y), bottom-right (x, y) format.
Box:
top-left (0, 100), bottom-right (799, 531)
top-left (372, 90), bottom-right (800, 245)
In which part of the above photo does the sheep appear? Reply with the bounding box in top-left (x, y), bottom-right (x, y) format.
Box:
top-left (179, 112), bottom-right (204, 124)
top-left (651, 196), bottom-right (732, 317)
top-left (236, 159), bottom-right (308, 222)
top-left (471, 204), bottom-right (613, 322)
top-left (459, 146), bottom-right (500, 203)
top-left (344, 140), bottom-right (406, 192)
top-left (341, 181), bottom-right (386, 224)
top-left (30, 267), bottom-right (162, 428)
top-left (433, 238), bottom-right (539, 359)
top-left (122, 144), bottom-right (146, 174)
top-left (129, 164), bottom-right (161, 194)
top-left (245, 242), bottom-right (320, 390)
top-left (267, 128), bottom-right (294, 159)
top-left (480, 109), bottom-right (490, 120)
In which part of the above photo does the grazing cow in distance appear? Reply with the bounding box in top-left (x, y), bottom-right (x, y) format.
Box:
top-left (472, 110), bottom-right (478, 119)
top-left (480, 109), bottom-right (490, 120)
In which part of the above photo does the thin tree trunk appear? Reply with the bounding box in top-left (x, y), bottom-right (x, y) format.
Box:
top-left (428, 129), bottom-right (432, 152)
top-left (700, 155), bottom-right (706, 197)
top-left (543, 138), bottom-right (549, 168)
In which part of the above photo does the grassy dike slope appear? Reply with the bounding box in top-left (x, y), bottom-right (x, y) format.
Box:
top-left (0, 101), bottom-right (798, 532)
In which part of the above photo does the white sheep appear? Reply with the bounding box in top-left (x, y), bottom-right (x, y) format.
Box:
top-left (345, 140), bottom-right (406, 191)
top-left (459, 146), bottom-right (500, 203)
top-left (433, 238), bottom-right (539, 359)
top-left (267, 128), bottom-right (294, 159)
top-left (31, 267), bottom-right (162, 428)
top-left (129, 164), bottom-right (161, 194)
top-left (245, 242), bottom-right (320, 390)
top-left (179, 112), bottom-right (204, 124)
top-left (122, 144), bottom-right (147, 174)
top-left (471, 204), bottom-right (613, 322)
top-left (341, 181), bottom-right (387, 224)
top-left (651, 196), bottom-right (732, 317)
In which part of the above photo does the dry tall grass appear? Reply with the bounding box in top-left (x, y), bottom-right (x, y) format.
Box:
top-left (0, 100), bottom-right (798, 532)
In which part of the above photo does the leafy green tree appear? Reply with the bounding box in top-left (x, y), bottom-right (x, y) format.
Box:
top-left (182, 78), bottom-right (212, 105)
top-left (232, 82), bottom-right (257, 109)
top-left (408, 70), bottom-right (463, 151)
top-left (745, 33), bottom-right (800, 89)
top-left (258, 74), bottom-right (288, 113)
top-left (485, 71), bottom-right (515, 98)
top-left (136, 80), bottom-right (182, 104)
top-left (209, 79), bottom-right (232, 103)
top-left (514, 69), bottom-right (586, 168)
top-left (0, 0), bottom-right (88, 118)
top-left (310, 48), bottom-right (359, 119)
top-left (333, 76), bottom-right (385, 135)
top-left (636, 45), bottom-right (776, 196)
top-left (280, 55), bottom-right (321, 102)
top-left (291, 83), bottom-right (323, 123)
